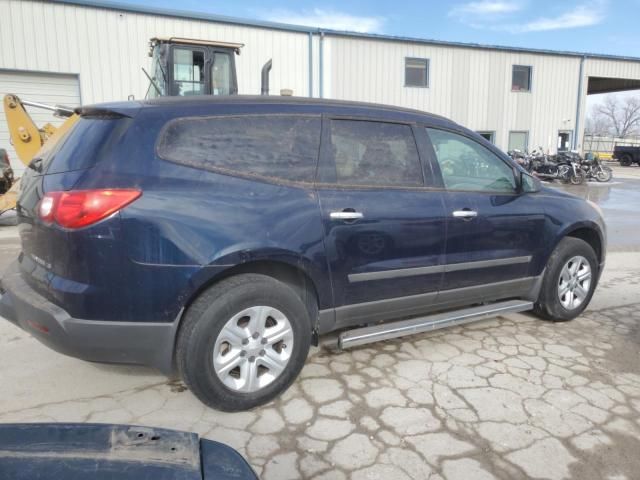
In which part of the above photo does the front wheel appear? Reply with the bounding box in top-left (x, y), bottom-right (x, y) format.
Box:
top-left (557, 165), bottom-right (571, 183)
top-left (569, 169), bottom-right (587, 185)
top-left (176, 274), bottom-right (312, 411)
top-left (533, 237), bottom-right (598, 322)
top-left (596, 166), bottom-right (613, 182)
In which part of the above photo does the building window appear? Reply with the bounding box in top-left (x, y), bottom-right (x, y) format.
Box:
top-left (476, 131), bottom-right (495, 143)
top-left (508, 131), bottom-right (529, 152)
top-left (405, 58), bottom-right (429, 87)
top-left (512, 65), bottom-right (532, 92)
top-left (558, 131), bottom-right (572, 151)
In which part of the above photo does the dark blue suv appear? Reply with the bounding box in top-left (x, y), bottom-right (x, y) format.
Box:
top-left (0, 96), bottom-right (605, 411)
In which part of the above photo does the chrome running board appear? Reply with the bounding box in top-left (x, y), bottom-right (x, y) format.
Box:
top-left (338, 300), bottom-right (533, 349)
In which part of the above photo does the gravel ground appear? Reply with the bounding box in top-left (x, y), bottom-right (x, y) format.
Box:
top-left (1, 177), bottom-right (639, 479)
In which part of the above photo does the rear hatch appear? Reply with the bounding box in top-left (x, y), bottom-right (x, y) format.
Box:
top-left (17, 113), bottom-right (134, 305)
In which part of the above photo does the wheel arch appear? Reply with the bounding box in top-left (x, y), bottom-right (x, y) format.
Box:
top-left (557, 224), bottom-right (604, 265)
top-left (178, 257), bottom-right (325, 333)
top-left (165, 259), bottom-right (326, 374)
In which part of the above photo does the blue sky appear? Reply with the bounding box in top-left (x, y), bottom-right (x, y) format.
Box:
top-left (121, 0), bottom-right (639, 57)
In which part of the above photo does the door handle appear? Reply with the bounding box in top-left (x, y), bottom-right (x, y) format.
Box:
top-left (330, 210), bottom-right (364, 221)
top-left (452, 209), bottom-right (478, 219)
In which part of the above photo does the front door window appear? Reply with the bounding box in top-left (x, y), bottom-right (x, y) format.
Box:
top-left (427, 129), bottom-right (516, 193)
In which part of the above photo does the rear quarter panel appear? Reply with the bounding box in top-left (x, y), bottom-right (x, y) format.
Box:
top-left (109, 108), bottom-right (330, 323)
top-left (118, 169), bottom-right (330, 321)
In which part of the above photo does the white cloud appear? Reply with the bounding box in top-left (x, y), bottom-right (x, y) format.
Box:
top-left (264, 8), bottom-right (384, 33)
top-left (450, 0), bottom-right (607, 33)
top-left (449, 0), bottom-right (523, 18)
top-left (519, 5), bottom-right (604, 32)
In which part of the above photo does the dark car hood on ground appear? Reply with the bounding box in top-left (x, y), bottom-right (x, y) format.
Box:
top-left (0, 423), bottom-right (258, 480)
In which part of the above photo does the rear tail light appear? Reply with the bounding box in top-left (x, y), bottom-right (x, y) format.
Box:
top-left (38, 189), bottom-right (142, 229)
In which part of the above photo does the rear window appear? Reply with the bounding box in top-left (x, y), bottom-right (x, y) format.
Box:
top-left (43, 118), bottom-right (123, 174)
top-left (157, 115), bottom-right (321, 183)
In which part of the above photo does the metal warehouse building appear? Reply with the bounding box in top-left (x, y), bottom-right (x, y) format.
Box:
top-left (3, 0), bottom-right (640, 172)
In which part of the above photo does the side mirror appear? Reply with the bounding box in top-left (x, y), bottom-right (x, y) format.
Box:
top-left (519, 171), bottom-right (541, 193)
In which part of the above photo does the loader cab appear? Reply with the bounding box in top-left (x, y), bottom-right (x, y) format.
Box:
top-left (146, 37), bottom-right (242, 98)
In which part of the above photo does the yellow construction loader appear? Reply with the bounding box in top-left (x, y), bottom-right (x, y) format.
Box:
top-left (0, 94), bottom-right (78, 214)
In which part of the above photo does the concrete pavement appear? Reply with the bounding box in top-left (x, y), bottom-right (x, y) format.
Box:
top-left (1, 178), bottom-right (639, 479)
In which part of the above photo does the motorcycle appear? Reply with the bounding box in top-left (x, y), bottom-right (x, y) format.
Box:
top-left (507, 149), bottom-right (533, 172)
top-left (549, 152), bottom-right (586, 185)
top-left (508, 148), bottom-right (587, 185)
top-left (580, 153), bottom-right (612, 183)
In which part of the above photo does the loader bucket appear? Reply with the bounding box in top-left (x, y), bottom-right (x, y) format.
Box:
top-left (0, 177), bottom-right (20, 215)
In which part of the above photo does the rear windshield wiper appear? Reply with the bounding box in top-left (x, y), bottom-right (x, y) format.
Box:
top-left (28, 157), bottom-right (43, 173)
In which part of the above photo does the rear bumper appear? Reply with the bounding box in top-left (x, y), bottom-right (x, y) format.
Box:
top-left (0, 261), bottom-right (178, 375)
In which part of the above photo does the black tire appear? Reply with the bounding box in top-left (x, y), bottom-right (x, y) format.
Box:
top-left (569, 170), bottom-right (586, 185)
top-left (176, 273), bottom-right (312, 411)
top-left (620, 154), bottom-right (632, 167)
top-left (557, 165), bottom-right (571, 184)
top-left (596, 166), bottom-right (612, 182)
top-left (533, 237), bottom-right (598, 322)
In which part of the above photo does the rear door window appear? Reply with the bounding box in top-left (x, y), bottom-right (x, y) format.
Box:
top-left (158, 115), bottom-right (321, 183)
top-left (321, 119), bottom-right (424, 187)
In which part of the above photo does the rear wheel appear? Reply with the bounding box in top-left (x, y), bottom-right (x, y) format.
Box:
top-left (533, 237), bottom-right (598, 322)
top-left (176, 274), bottom-right (312, 411)
top-left (620, 154), bottom-right (632, 167)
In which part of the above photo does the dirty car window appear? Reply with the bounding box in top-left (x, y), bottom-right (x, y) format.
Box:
top-left (158, 115), bottom-right (321, 182)
top-left (327, 120), bottom-right (423, 187)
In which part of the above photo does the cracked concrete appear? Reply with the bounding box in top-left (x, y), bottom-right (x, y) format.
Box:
top-left (1, 191), bottom-right (640, 479)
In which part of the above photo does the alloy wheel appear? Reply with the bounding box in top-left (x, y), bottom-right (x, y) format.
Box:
top-left (557, 256), bottom-right (591, 310)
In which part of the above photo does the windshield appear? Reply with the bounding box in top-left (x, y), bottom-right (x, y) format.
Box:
top-left (146, 45), bottom-right (167, 99)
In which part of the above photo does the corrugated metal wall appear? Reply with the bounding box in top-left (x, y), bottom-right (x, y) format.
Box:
top-left (2, 0), bottom-right (640, 154)
top-left (325, 36), bottom-right (584, 152)
top-left (0, 0), bottom-right (311, 103)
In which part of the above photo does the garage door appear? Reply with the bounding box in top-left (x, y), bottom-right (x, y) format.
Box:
top-left (0, 70), bottom-right (80, 176)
